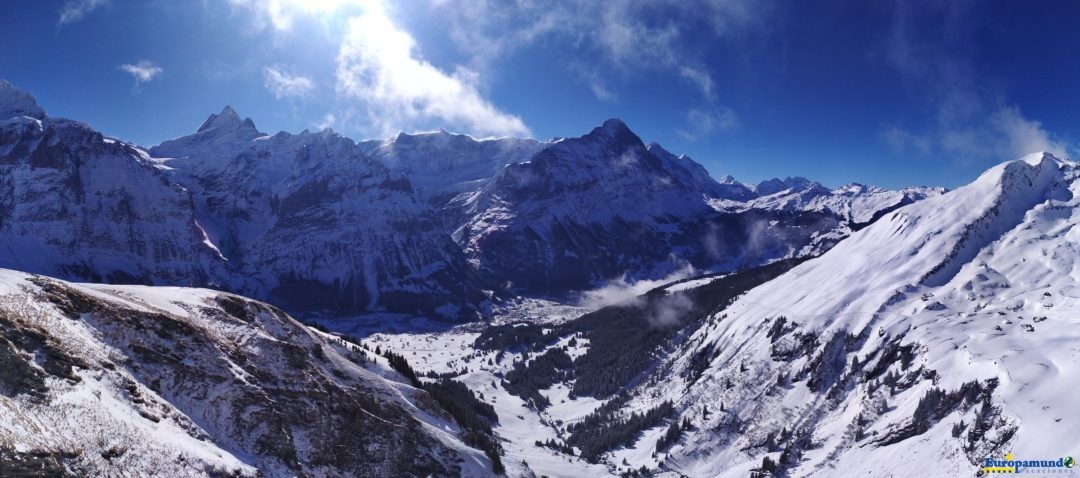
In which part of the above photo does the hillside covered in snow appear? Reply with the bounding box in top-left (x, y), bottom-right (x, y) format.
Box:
top-left (0, 268), bottom-right (501, 476)
top-left (362, 153), bottom-right (1080, 477)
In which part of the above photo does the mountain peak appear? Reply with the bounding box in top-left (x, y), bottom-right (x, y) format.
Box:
top-left (1021, 150), bottom-right (1061, 165)
top-left (152, 105), bottom-right (263, 156)
top-left (579, 118), bottom-right (637, 146)
top-left (755, 176), bottom-right (819, 195)
top-left (0, 79), bottom-right (46, 120)
top-left (197, 105), bottom-right (257, 133)
top-left (717, 174), bottom-right (741, 185)
top-left (599, 117), bottom-right (629, 133)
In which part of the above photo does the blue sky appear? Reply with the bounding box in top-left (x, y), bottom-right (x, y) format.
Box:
top-left (2, 0), bottom-right (1079, 188)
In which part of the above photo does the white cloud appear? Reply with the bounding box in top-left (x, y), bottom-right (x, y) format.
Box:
top-left (228, 0), bottom-right (369, 32)
top-left (335, 9), bottom-right (530, 138)
top-left (227, 0), bottom-right (529, 138)
top-left (679, 67), bottom-right (715, 100)
top-left (315, 113), bottom-right (336, 130)
top-left (58, 0), bottom-right (108, 25)
top-left (988, 107), bottom-right (1068, 159)
top-left (579, 266), bottom-right (696, 309)
top-left (570, 63), bottom-right (616, 102)
top-left (881, 125), bottom-right (931, 154)
top-left (589, 80), bottom-right (616, 102)
top-left (263, 65), bottom-right (315, 99)
top-left (119, 61), bottom-right (163, 85)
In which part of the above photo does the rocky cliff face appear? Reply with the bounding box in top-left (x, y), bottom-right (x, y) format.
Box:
top-left (0, 85), bottom-right (228, 288)
top-left (152, 109), bottom-right (489, 319)
top-left (0, 82), bottom-right (489, 320)
top-left (451, 119), bottom-right (844, 293)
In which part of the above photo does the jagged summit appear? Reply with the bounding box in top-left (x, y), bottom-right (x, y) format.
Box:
top-left (152, 106), bottom-right (263, 157)
top-left (600, 117), bottom-right (628, 130)
top-left (0, 79), bottom-right (46, 120)
top-left (197, 105), bottom-right (258, 133)
top-left (393, 128), bottom-right (472, 145)
top-left (585, 117), bottom-right (634, 141)
top-left (755, 176), bottom-right (818, 195)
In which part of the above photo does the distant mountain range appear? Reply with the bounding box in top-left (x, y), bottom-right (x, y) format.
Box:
top-left (0, 80), bottom-right (942, 321)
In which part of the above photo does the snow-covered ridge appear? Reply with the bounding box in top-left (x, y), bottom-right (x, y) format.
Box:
top-left (711, 178), bottom-right (945, 225)
top-left (629, 152), bottom-right (1080, 476)
top-left (724, 152), bottom-right (1065, 335)
top-left (357, 128), bottom-right (543, 198)
top-left (0, 268), bottom-right (492, 476)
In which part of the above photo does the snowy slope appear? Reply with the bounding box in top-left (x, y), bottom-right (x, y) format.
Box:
top-left (634, 152), bottom-right (1079, 477)
top-left (361, 153), bottom-right (1079, 477)
top-left (0, 268), bottom-right (494, 476)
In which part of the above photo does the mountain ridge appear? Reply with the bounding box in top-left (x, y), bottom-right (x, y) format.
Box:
top-left (1, 79), bottom-right (942, 320)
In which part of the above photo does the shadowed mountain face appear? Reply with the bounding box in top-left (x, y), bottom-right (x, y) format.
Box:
top-left (0, 81), bottom-right (940, 320)
top-left (451, 119), bottom-right (867, 294)
top-left (0, 86), bottom-right (228, 288)
top-left (151, 109), bottom-right (490, 319)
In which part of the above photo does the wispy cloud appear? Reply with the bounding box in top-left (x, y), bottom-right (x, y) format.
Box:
top-left (579, 265), bottom-right (696, 309)
top-left (58, 0), bottom-right (108, 25)
top-left (315, 113), bottom-right (336, 130)
top-left (430, 0), bottom-right (758, 139)
top-left (227, 0), bottom-right (368, 32)
top-left (678, 107), bottom-right (739, 141)
top-left (263, 65), bottom-right (315, 99)
top-left (433, 0), bottom-right (766, 103)
top-left (335, 6), bottom-right (530, 138)
top-left (880, 1), bottom-right (1070, 161)
top-left (679, 67), bottom-right (715, 101)
top-left (119, 61), bottom-right (163, 86)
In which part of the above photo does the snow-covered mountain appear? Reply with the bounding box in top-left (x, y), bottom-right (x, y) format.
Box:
top-left (151, 108), bottom-right (489, 319)
top-left (447, 119), bottom-right (909, 294)
top-left (370, 152), bottom-right (1078, 477)
top-left (0, 80), bottom-right (943, 322)
top-left (358, 130), bottom-right (543, 201)
top-left (0, 268), bottom-right (495, 476)
top-left (0, 80), bottom-right (229, 287)
top-left (5, 78), bottom-right (1073, 477)
top-left (712, 177), bottom-right (945, 226)
top-left (646, 152), bottom-right (1078, 477)
top-left (0, 82), bottom-right (487, 320)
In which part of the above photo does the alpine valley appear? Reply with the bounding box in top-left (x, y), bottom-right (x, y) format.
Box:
top-left (2, 79), bottom-right (1076, 477)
